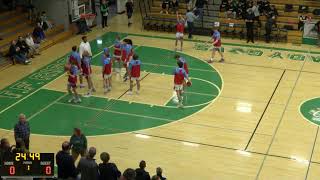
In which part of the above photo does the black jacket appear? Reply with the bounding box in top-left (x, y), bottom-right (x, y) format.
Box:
top-left (9, 45), bottom-right (18, 57)
top-left (16, 40), bottom-right (30, 54)
top-left (98, 162), bottom-right (121, 180)
top-left (56, 150), bottom-right (77, 179)
top-left (135, 168), bottom-right (151, 180)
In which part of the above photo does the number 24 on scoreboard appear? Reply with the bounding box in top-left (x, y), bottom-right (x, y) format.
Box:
top-left (15, 153), bottom-right (40, 161)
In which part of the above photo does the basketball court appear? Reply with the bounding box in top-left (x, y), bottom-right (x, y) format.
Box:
top-left (1, 13), bottom-right (320, 179)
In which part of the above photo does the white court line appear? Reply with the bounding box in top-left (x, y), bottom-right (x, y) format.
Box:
top-left (185, 91), bottom-right (217, 97)
top-left (27, 94), bottom-right (68, 121)
top-left (0, 42), bottom-right (117, 115)
top-left (55, 101), bottom-right (172, 122)
top-left (0, 72), bottom-right (66, 115)
top-left (143, 62), bottom-right (217, 73)
top-left (0, 38), bottom-right (225, 138)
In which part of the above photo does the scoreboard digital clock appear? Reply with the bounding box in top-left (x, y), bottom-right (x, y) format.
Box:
top-left (0, 153), bottom-right (54, 178)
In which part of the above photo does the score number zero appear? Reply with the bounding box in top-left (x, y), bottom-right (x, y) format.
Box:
top-left (8, 165), bottom-right (52, 175)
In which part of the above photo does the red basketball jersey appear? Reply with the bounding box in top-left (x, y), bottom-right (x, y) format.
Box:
top-left (176, 23), bottom-right (184, 33)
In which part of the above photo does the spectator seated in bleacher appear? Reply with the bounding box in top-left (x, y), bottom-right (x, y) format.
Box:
top-left (237, 0), bottom-right (247, 19)
top-left (252, 1), bottom-right (261, 27)
top-left (269, 5), bottom-right (278, 27)
top-left (170, 0), bottom-right (179, 14)
top-left (33, 23), bottom-right (46, 42)
top-left (17, 36), bottom-right (34, 58)
top-left (195, 0), bottom-right (208, 19)
top-left (9, 40), bottom-right (31, 65)
top-left (25, 33), bottom-right (41, 55)
top-left (225, 0), bottom-right (238, 19)
top-left (77, 17), bottom-right (92, 34)
top-left (260, 0), bottom-right (271, 15)
top-left (298, 14), bottom-right (307, 31)
top-left (160, 0), bottom-right (169, 14)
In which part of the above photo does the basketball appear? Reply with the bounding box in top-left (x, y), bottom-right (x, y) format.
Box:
top-left (64, 64), bottom-right (71, 71)
top-left (186, 81), bottom-right (192, 87)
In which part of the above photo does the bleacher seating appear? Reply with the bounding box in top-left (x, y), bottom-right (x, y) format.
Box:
top-left (0, 10), bottom-right (73, 67)
top-left (141, 0), bottom-right (320, 44)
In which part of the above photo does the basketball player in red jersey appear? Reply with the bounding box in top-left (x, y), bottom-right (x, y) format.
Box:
top-left (128, 54), bottom-right (141, 95)
top-left (68, 46), bottom-right (84, 88)
top-left (207, 27), bottom-right (225, 63)
top-left (174, 54), bottom-right (189, 75)
top-left (81, 50), bottom-right (96, 97)
top-left (175, 13), bottom-right (185, 51)
top-left (121, 39), bottom-right (133, 82)
top-left (113, 35), bottom-right (122, 75)
top-left (173, 61), bottom-right (191, 108)
top-left (175, 54), bottom-right (189, 91)
top-left (102, 48), bottom-right (112, 93)
top-left (66, 62), bottom-right (81, 103)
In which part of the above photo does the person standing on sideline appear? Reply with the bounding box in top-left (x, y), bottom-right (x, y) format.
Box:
top-left (56, 141), bottom-right (77, 179)
top-left (185, 10), bottom-right (198, 39)
top-left (126, 0), bottom-right (134, 27)
top-left (156, 167), bottom-right (167, 180)
top-left (265, 12), bottom-right (274, 43)
top-left (98, 152), bottom-right (121, 180)
top-left (100, 0), bottom-right (109, 28)
top-left (316, 21), bottom-right (320, 47)
top-left (135, 160), bottom-right (151, 180)
top-left (245, 9), bottom-right (255, 43)
top-left (79, 36), bottom-right (92, 59)
top-left (14, 114), bottom-right (30, 150)
top-left (70, 128), bottom-right (87, 161)
top-left (208, 27), bottom-right (224, 63)
top-left (77, 147), bottom-right (99, 180)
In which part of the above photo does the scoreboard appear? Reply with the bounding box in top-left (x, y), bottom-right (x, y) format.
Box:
top-left (0, 153), bottom-right (54, 178)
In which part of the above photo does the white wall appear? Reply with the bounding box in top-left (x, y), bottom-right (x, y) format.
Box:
top-left (32, 0), bottom-right (70, 31)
